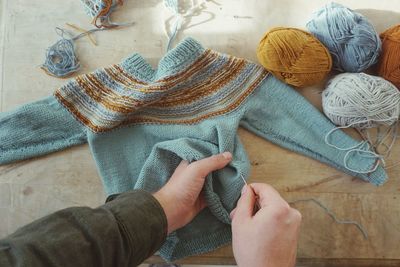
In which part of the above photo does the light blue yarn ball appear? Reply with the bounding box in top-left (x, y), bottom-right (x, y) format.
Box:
top-left (306, 2), bottom-right (381, 72)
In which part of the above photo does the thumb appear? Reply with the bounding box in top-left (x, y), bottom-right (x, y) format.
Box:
top-left (168, 152), bottom-right (232, 202)
top-left (234, 185), bottom-right (255, 221)
top-left (188, 152), bottom-right (232, 178)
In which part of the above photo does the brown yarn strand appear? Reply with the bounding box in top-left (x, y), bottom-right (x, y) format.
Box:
top-left (93, 0), bottom-right (124, 28)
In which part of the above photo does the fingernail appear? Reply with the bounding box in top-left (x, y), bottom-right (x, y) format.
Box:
top-left (241, 185), bottom-right (247, 195)
top-left (222, 151), bottom-right (232, 160)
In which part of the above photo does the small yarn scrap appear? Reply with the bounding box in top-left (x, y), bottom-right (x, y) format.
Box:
top-left (257, 27), bottom-right (332, 87)
top-left (41, 28), bottom-right (80, 78)
top-left (307, 2), bottom-right (381, 73)
top-left (41, 26), bottom-right (104, 78)
top-left (42, 21), bottom-right (134, 78)
top-left (80, 0), bottom-right (124, 28)
top-left (377, 24), bottom-right (400, 89)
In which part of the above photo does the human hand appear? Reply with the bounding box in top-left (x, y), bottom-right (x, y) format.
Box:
top-left (231, 183), bottom-right (301, 267)
top-left (153, 152), bottom-right (232, 234)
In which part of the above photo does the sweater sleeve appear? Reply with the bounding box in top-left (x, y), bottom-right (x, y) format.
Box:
top-left (0, 95), bottom-right (87, 165)
top-left (0, 190), bottom-right (168, 267)
top-left (240, 75), bottom-right (388, 185)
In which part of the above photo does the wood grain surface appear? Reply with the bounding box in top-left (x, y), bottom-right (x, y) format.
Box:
top-left (1, 0), bottom-right (400, 265)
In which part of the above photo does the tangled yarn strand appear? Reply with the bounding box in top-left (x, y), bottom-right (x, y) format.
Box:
top-left (81, 0), bottom-right (124, 28)
top-left (41, 28), bottom-right (80, 78)
top-left (41, 27), bottom-right (105, 78)
top-left (42, 18), bottom-right (133, 78)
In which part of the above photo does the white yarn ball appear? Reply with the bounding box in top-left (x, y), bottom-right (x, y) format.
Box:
top-left (322, 73), bottom-right (400, 129)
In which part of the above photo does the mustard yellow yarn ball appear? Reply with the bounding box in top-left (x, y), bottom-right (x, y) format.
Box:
top-left (257, 27), bottom-right (332, 87)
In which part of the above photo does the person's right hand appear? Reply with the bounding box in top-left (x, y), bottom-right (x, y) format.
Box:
top-left (230, 183), bottom-right (301, 267)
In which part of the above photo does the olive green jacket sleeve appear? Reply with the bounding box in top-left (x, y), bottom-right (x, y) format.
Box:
top-left (0, 190), bottom-right (168, 267)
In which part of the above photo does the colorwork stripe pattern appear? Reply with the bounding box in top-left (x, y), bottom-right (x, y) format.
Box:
top-left (54, 39), bottom-right (268, 133)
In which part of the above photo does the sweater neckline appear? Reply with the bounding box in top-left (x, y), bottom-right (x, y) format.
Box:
top-left (120, 37), bottom-right (206, 82)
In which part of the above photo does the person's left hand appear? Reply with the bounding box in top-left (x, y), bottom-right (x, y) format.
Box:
top-left (153, 152), bottom-right (232, 234)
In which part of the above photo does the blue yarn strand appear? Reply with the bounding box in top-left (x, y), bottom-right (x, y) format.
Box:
top-left (42, 38), bottom-right (79, 78)
top-left (41, 28), bottom-right (80, 78)
top-left (165, 0), bottom-right (181, 51)
top-left (167, 17), bottom-right (182, 51)
top-left (41, 27), bottom-right (106, 78)
top-left (80, 0), bottom-right (135, 28)
top-left (42, 22), bottom-right (133, 78)
top-left (164, 0), bottom-right (207, 51)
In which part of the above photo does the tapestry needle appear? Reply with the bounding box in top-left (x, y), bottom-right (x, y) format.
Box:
top-left (240, 173), bottom-right (261, 211)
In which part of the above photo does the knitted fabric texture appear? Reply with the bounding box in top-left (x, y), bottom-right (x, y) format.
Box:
top-left (0, 38), bottom-right (387, 261)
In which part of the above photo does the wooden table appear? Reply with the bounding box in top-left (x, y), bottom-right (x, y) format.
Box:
top-left (1, 0), bottom-right (400, 266)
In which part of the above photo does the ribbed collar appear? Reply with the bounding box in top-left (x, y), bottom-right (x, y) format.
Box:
top-left (120, 37), bottom-right (206, 82)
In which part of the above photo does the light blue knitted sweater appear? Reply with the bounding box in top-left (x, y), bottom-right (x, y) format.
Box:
top-left (0, 38), bottom-right (386, 261)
